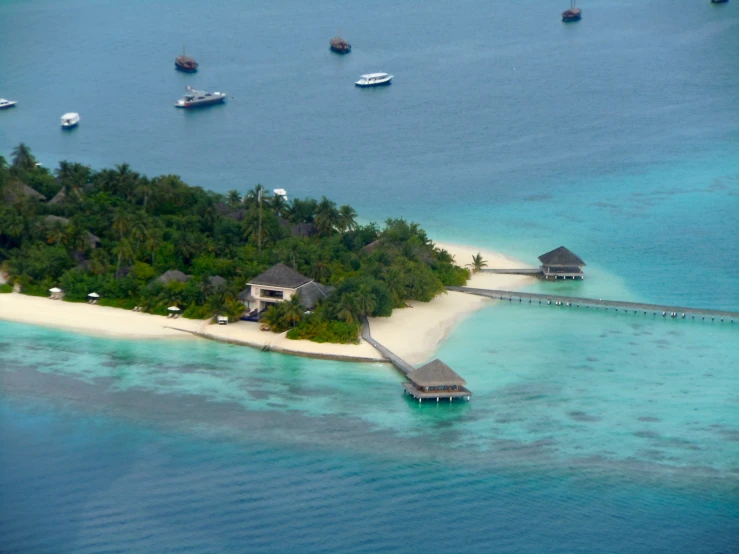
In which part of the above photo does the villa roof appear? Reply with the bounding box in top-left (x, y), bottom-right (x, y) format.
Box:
top-left (157, 269), bottom-right (191, 284)
top-left (248, 263), bottom-right (312, 289)
top-left (3, 182), bottom-right (46, 203)
top-left (49, 188), bottom-right (67, 205)
top-left (208, 275), bottom-right (227, 288)
top-left (297, 281), bottom-right (334, 309)
top-left (407, 359), bottom-right (467, 387)
top-left (538, 246), bottom-right (586, 267)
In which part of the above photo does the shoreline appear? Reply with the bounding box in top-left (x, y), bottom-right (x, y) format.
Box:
top-left (0, 241), bottom-right (536, 366)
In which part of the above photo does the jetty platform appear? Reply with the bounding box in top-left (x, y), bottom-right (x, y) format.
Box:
top-left (448, 287), bottom-right (739, 322)
top-left (360, 316), bottom-right (471, 401)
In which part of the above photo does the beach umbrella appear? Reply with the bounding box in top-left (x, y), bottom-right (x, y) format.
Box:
top-left (88, 292), bottom-right (100, 298)
top-left (49, 287), bottom-right (62, 293)
top-left (168, 306), bottom-right (180, 312)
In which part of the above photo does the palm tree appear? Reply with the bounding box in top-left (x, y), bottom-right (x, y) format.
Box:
top-left (338, 205), bottom-right (358, 232)
top-left (269, 192), bottom-right (288, 217)
top-left (336, 293), bottom-right (358, 324)
top-left (135, 177), bottom-right (155, 211)
top-left (435, 248), bottom-right (455, 264)
top-left (114, 163), bottom-right (136, 199)
top-left (355, 283), bottom-right (376, 316)
top-left (112, 210), bottom-right (130, 241)
top-left (113, 239), bottom-right (134, 280)
top-left (467, 253), bottom-right (488, 274)
top-left (314, 196), bottom-right (340, 236)
top-left (88, 249), bottom-right (109, 275)
top-left (226, 189), bottom-right (241, 209)
top-left (243, 184), bottom-right (265, 210)
top-left (46, 222), bottom-right (67, 245)
top-left (129, 212), bottom-right (150, 252)
top-left (283, 295), bottom-right (304, 328)
top-left (11, 143), bottom-right (36, 171)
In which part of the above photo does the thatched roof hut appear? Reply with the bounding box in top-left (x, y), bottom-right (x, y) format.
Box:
top-left (2, 182), bottom-right (46, 203)
top-left (538, 246), bottom-right (586, 279)
top-left (407, 359), bottom-right (467, 388)
top-left (157, 269), bottom-right (191, 284)
top-left (49, 188), bottom-right (67, 205)
top-left (208, 275), bottom-right (227, 288)
top-left (297, 281), bottom-right (334, 309)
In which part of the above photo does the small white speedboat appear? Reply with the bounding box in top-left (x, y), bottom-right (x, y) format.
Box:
top-left (355, 73), bottom-right (393, 87)
top-left (61, 112), bottom-right (80, 128)
top-left (0, 98), bottom-right (17, 109)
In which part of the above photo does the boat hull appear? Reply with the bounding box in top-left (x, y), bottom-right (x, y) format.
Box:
top-left (0, 102), bottom-right (17, 110)
top-left (355, 79), bottom-right (392, 87)
top-left (174, 97), bottom-right (226, 108)
top-left (61, 122), bottom-right (79, 129)
top-left (330, 45), bottom-right (351, 54)
top-left (175, 63), bottom-right (198, 73)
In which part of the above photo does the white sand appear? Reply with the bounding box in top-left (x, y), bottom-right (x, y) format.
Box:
top-left (0, 242), bottom-right (534, 366)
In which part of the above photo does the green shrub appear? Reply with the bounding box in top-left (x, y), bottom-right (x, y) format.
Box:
top-left (0, 284), bottom-right (12, 293)
top-left (287, 316), bottom-right (360, 344)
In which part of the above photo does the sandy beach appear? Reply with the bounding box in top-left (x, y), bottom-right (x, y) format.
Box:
top-left (0, 242), bottom-right (535, 366)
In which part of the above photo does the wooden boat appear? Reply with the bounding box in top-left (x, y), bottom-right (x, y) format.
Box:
top-left (330, 32), bottom-right (351, 54)
top-left (562, 0), bottom-right (582, 22)
top-left (175, 47), bottom-right (198, 72)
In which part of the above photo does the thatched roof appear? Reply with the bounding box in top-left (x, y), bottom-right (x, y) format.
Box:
top-left (292, 222), bottom-right (318, 238)
top-left (49, 188), bottom-right (67, 205)
top-left (538, 246), bottom-right (586, 267)
top-left (248, 263), bottom-right (312, 289)
top-left (297, 281), bottom-right (334, 309)
top-left (407, 359), bottom-right (467, 387)
top-left (157, 269), bottom-right (191, 284)
top-left (208, 275), bottom-right (227, 288)
top-left (44, 215), bottom-right (70, 226)
top-left (3, 182), bottom-right (46, 203)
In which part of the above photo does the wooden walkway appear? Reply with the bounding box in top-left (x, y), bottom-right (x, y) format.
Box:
top-left (359, 316), bottom-right (415, 375)
top-left (480, 268), bottom-right (543, 276)
top-left (448, 287), bottom-right (739, 322)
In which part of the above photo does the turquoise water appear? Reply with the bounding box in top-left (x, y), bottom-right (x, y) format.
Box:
top-left (1, 0), bottom-right (739, 551)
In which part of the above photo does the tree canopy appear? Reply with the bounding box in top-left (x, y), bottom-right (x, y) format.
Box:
top-left (0, 144), bottom-right (470, 343)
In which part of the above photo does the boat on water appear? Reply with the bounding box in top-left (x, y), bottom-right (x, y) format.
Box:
top-left (61, 113), bottom-right (80, 128)
top-left (175, 48), bottom-right (198, 72)
top-left (710, 0), bottom-right (728, 4)
top-left (0, 98), bottom-right (17, 109)
top-left (174, 86), bottom-right (226, 108)
top-left (330, 32), bottom-right (351, 54)
top-left (355, 73), bottom-right (393, 87)
top-left (562, 1), bottom-right (582, 21)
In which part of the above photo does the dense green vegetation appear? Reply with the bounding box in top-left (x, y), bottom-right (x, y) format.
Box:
top-left (0, 143), bottom-right (470, 343)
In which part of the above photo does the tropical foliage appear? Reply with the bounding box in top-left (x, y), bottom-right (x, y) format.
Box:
top-left (0, 144), bottom-right (471, 343)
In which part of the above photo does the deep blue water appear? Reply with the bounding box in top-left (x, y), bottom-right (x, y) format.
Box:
top-left (2, 0), bottom-right (739, 551)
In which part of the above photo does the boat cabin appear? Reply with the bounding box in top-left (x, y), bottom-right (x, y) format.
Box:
top-left (538, 246), bottom-right (586, 279)
top-left (402, 359), bottom-right (471, 402)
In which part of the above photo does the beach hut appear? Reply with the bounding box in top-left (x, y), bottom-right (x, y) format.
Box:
top-left (538, 246), bottom-right (586, 280)
top-left (49, 287), bottom-right (63, 300)
top-left (156, 270), bottom-right (191, 285)
top-left (88, 292), bottom-right (100, 304)
top-left (402, 359), bottom-right (471, 402)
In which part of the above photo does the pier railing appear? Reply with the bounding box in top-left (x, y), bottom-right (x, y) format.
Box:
top-left (448, 287), bottom-right (739, 323)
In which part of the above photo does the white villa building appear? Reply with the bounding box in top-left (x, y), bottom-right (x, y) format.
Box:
top-left (245, 263), bottom-right (333, 313)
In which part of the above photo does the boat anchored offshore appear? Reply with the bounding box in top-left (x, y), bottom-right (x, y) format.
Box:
top-left (330, 32), bottom-right (351, 54)
top-left (562, 1), bottom-right (582, 21)
top-left (355, 73), bottom-right (393, 87)
top-left (61, 112), bottom-right (80, 128)
top-left (0, 98), bottom-right (17, 109)
top-left (174, 86), bottom-right (227, 108)
top-left (175, 48), bottom-right (198, 72)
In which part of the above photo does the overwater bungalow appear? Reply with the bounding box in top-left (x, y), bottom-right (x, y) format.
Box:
top-left (402, 359), bottom-right (471, 402)
top-left (538, 246), bottom-right (586, 280)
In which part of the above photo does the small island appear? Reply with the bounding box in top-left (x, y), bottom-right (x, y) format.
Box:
top-left (0, 143), bottom-right (471, 348)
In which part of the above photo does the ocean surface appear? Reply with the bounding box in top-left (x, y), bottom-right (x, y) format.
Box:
top-left (1, 0), bottom-right (739, 552)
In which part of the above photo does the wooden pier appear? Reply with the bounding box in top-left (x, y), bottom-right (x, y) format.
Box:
top-left (448, 287), bottom-right (739, 323)
top-left (360, 316), bottom-right (471, 402)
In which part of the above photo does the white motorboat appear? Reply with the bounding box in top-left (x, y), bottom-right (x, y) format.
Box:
top-left (61, 112), bottom-right (80, 128)
top-left (355, 73), bottom-right (393, 87)
top-left (0, 98), bottom-right (17, 109)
